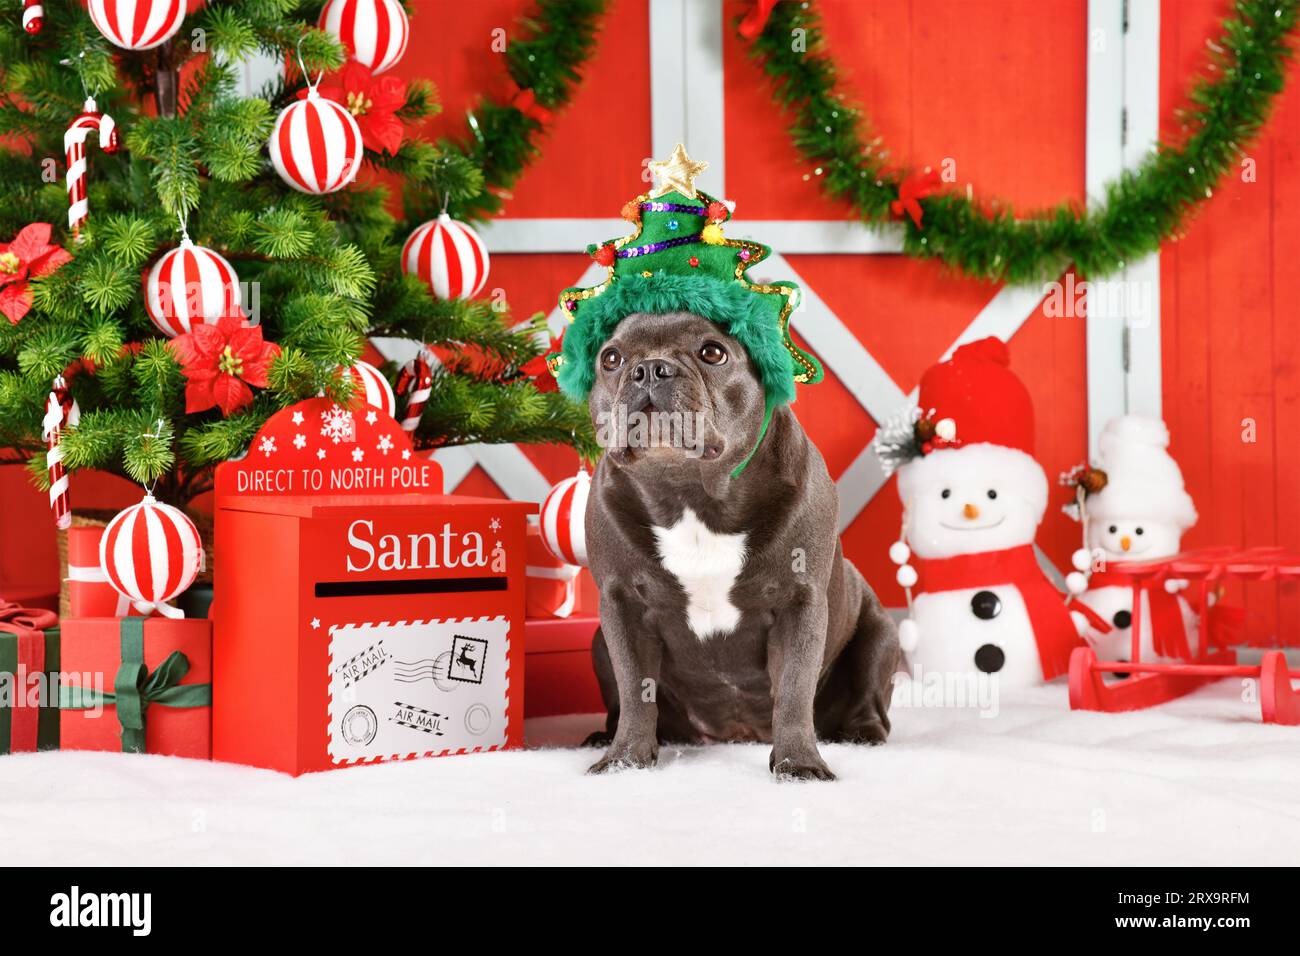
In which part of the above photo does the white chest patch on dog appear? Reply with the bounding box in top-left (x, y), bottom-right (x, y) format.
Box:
top-left (652, 507), bottom-right (747, 639)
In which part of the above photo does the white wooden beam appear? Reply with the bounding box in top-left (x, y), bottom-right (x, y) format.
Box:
top-left (1123, 0), bottom-right (1162, 419)
top-left (477, 217), bottom-right (905, 254)
top-left (1085, 0), bottom-right (1129, 460)
top-left (830, 282), bottom-right (1048, 532)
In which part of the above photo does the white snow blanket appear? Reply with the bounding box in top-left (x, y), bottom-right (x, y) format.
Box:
top-left (2, 678), bottom-right (1295, 865)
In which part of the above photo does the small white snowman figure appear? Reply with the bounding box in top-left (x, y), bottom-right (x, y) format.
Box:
top-left (1065, 416), bottom-right (1199, 663)
top-left (876, 338), bottom-right (1082, 687)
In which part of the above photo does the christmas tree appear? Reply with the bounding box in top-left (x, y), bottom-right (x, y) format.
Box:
top-left (0, 0), bottom-right (600, 512)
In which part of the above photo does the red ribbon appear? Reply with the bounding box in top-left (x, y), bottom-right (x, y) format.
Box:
top-left (738, 0), bottom-right (783, 40)
top-left (1085, 570), bottom-right (1192, 659)
top-left (911, 545), bottom-right (1083, 680)
top-left (0, 602), bottom-right (56, 752)
top-left (511, 88), bottom-right (552, 125)
top-left (890, 169), bottom-right (943, 228)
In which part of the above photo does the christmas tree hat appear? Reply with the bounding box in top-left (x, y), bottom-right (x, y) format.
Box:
top-left (549, 145), bottom-right (823, 408)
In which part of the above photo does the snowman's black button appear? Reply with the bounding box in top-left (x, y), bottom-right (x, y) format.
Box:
top-left (971, 590), bottom-right (1001, 620)
top-left (1112, 609), bottom-right (1132, 629)
top-left (974, 644), bottom-right (1005, 673)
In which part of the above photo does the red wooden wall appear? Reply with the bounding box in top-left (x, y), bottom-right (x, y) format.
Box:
top-left (2, 0), bottom-right (1296, 647)
top-left (1161, 1), bottom-right (1300, 644)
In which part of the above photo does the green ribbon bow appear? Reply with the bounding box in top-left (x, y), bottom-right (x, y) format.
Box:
top-left (60, 618), bottom-right (211, 754)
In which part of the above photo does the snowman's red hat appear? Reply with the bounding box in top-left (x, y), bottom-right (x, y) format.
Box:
top-left (896, 337), bottom-right (1048, 519)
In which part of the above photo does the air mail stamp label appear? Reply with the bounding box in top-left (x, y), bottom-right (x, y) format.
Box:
top-left (327, 617), bottom-right (508, 764)
top-left (333, 640), bottom-right (391, 688)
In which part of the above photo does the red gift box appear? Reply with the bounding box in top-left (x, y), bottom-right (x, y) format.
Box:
top-left (526, 524), bottom-right (581, 617)
top-left (211, 398), bottom-right (533, 775)
top-left (524, 615), bottom-right (604, 717)
top-left (525, 525), bottom-right (598, 619)
top-left (65, 526), bottom-right (150, 618)
top-left (0, 603), bottom-right (60, 754)
top-left (59, 616), bottom-right (211, 758)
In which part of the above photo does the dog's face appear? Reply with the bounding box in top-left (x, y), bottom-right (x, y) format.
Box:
top-left (587, 311), bottom-right (766, 482)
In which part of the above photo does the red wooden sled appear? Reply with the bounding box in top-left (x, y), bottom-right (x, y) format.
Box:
top-left (1068, 547), bottom-right (1300, 724)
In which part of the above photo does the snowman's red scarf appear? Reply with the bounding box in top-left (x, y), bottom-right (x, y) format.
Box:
top-left (912, 545), bottom-right (1083, 680)
top-left (1080, 569), bottom-right (1191, 660)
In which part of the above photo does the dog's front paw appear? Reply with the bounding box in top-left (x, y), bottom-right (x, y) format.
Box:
top-left (587, 740), bottom-right (658, 775)
top-left (769, 746), bottom-right (836, 782)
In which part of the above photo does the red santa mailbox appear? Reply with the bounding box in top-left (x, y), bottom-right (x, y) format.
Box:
top-left (211, 397), bottom-right (532, 775)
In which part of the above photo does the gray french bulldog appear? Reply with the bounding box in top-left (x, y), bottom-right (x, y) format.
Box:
top-left (582, 310), bottom-right (900, 780)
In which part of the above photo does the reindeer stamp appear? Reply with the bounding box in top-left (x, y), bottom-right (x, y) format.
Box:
top-left (447, 635), bottom-right (488, 685)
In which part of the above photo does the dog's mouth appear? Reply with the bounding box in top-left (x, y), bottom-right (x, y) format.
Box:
top-left (597, 394), bottom-right (723, 463)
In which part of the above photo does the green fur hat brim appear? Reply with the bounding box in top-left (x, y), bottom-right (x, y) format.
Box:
top-left (556, 271), bottom-right (798, 406)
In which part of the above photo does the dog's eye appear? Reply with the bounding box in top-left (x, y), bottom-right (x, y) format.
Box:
top-left (698, 341), bottom-right (727, 365)
top-left (941, 489), bottom-right (951, 499)
top-left (600, 348), bottom-right (623, 372)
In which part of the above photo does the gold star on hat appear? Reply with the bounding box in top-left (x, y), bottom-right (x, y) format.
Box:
top-left (649, 143), bottom-right (709, 199)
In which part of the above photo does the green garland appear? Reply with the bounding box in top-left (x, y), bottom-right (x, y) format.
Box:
top-left (417, 0), bottom-right (607, 223)
top-left (746, 0), bottom-right (1298, 284)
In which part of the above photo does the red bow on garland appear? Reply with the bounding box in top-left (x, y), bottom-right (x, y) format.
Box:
top-left (511, 88), bottom-right (553, 125)
top-left (738, 0), bottom-right (784, 40)
top-left (890, 169), bottom-right (943, 229)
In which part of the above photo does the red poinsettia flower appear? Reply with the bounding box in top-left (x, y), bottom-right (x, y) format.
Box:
top-left (311, 62), bottom-right (407, 156)
top-left (0, 223), bottom-right (71, 324)
top-left (170, 313), bottom-right (280, 417)
top-left (520, 331), bottom-right (564, 394)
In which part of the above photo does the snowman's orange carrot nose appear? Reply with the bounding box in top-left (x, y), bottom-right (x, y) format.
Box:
top-left (1120, 535), bottom-right (1132, 551)
top-left (963, 503), bottom-right (980, 520)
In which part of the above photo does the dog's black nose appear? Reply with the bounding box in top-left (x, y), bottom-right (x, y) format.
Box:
top-left (631, 359), bottom-right (678, 384)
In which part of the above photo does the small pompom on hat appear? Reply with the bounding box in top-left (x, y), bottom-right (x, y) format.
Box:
top-left (895, 336), bottom-right (1049, 520)
top-left (1087, 415), bottom-right (1197, 530)
top-left (546, 144), bottom-right (823, 410)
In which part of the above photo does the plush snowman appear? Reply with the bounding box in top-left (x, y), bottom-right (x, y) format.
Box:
top-left (877, 337), bottom-right (1082, 686)
top-left (1067, 416), bottom-right (1199, 663)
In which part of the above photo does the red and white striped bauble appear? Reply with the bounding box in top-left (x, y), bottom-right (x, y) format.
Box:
top-left (539, 469), bottom-right (590, 568)
top-left (22, 0), bottom-right (43, 34)
top-left (402, 214), bottom-right (490, 301)
top-left (345, 360), bottom-right (396, 417)
top-left (144, 239), bottom-right (243, 337)
top-left (268, 91), bottom-right (363, 195)
top-left (87, 0), bottom-right (185, 50)
top-left (100, 494), bottom-right (204, 619)
top-left (318, 0), bottom-right (409, 74)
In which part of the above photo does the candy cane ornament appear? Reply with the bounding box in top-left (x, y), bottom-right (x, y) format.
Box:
top-left (22, 0), bottom-right (43, 33)
top-left (394, 351), bottom-right (433, 434)
top-left (42, 376), bottom-right (79, 531)
top-left (65, 98), bottom-right (119, 239)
